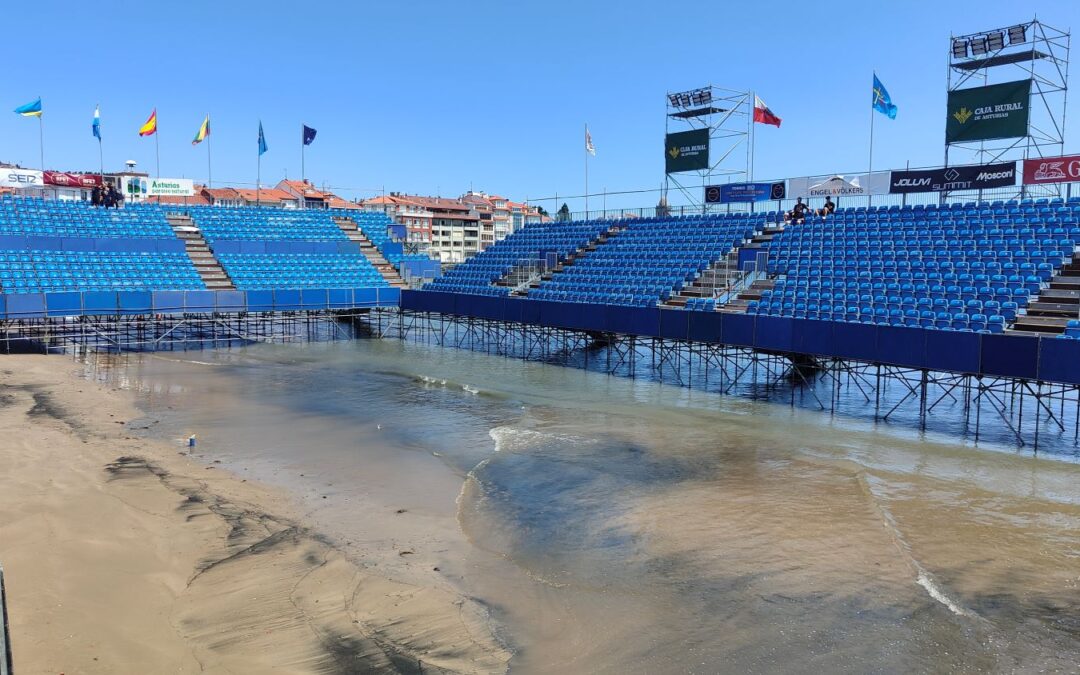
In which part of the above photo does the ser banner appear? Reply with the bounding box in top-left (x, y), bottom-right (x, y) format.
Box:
top-left (705, 181), bottom-right (786, 204)
top-left (946, 79), bottom-right (1032, 144)
top-left (0, 168), bottom-right (43, 189)
top-left (1023, 154), bottom-right (1080, 185)
top-left (787, 172), bottom-right (890, 198)
top-left (889, 162), bottom-right (1017, 193)
top-left (665, 129), bottom-right (709, 173)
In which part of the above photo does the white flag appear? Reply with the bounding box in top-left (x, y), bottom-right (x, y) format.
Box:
top-left (585, 126), bottom-right (595, 156)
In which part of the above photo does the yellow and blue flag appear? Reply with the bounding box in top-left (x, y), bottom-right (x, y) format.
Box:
top-left (14, 97), bottom-right (42, 117)
top-left (192, 114), bottom-right (210, 145)
top-left (872, 74), bottom-right (897, 119)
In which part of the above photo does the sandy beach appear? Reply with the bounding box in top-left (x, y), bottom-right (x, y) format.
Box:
top-left (0, 355), bottom-right (510, 675)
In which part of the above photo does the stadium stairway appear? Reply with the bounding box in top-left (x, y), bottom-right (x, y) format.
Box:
top-left (516, 223), bottom-right (627, 296)
top-left (167, 214), bottom-right (235, 290)
top-left (1012, 255), bottom-right (1080, 334)
top-left (710, 222), bottom-right (787, 313)
top-left (663, 248), bottom-right (746, 308)
top-left (334, 216), bottom-right (406, 287)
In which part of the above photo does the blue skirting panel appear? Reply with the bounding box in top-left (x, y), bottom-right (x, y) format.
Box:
top-left (45, 292), bottom-right (82, 318)
top-left (982, 333), bottom-right (1040, 380)
top-left (83, 291), bottom-right (118, 316)
top-left (274, 289), bottom-right (302, 311)
top-left (924, 330), bottom-right (981, 374)
top-left (876, 326), bottom-right (926, 370)
top-left (755, 316), bottom-right (795, 352)
top-left (246, 290), bottom-right (275, 312)
top-left (216, 290), bottom-right (246, 313)
top-left (153, 291), bottom-right (186, 314)
top-left (721, 312), bottom-right (755, 348)
top-left (659, 309), bottom-right (689, 340)
top-left (1038, 338), bottom-right (1080, 385)
top-left (6, 293), bottom-right (46, 319)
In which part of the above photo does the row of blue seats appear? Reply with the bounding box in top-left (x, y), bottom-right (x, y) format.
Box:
top-left (746, 302), bottom-right (1008, 333)
top-left (527, 289), bottom-right (657, 307)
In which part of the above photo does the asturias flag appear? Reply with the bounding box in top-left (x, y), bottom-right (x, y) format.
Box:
top-left (14, 97), bottom-right (42, 117)
top-left (753, 95), bottom-right (781, 127)
top-left (302, 125), bottom-right (317, 146)
top-left (139, 109), bottom-right (157, 137)
top-left (92, 105), bottom-right (101, 140)
top-left (872, 74), bottom-right (898, 119)
top-left (258, 121), bottom-right (268, 156)
top-left (192, 115), bottom-right (210, 145)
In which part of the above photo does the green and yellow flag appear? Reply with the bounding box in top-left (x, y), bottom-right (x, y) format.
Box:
top-left (192, 114), bottom-right (210, 145)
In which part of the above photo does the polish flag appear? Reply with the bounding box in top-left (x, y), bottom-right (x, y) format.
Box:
top-left (753, 95), bottom-right (782, 127)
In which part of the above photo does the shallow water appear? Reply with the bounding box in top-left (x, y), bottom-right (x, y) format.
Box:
top-left (84, 339), bottom-right (1080, 673)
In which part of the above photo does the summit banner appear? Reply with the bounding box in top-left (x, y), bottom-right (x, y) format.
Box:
top-left (889, 162), bottom-right (1017, 194)
top-left (946, 80), bottom-right (1031, 144)
top-left (1022, 154), bottom-right (1080, 185)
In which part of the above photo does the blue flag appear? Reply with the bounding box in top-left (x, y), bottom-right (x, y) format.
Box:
top-left (302, 124), bottom-right (317, 146)
top-left (92, 105), bottom-right (101, 140)
top-left (258, 121), bottom-right (268, 156)
top-left (872, 74), bottom-right (898, 119)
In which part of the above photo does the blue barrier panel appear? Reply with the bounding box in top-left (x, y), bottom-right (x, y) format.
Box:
top-left (377, 287), bottom-right (401, 307)
top-left (246, 290), bottom-right (275, 312)
top-left (876, 325), bottom-right (926, 370)
top-left (380, 241), bottom-right (404, 258)
top-left (538, 301), bottom-right (574, 330)
top-left (6, 293), bottom-right (46, 319)
top-left (239, 241), bottom-right (266, 254)
top-left (519, 297), bottom-right (542, 325)
top-left (60, 237), bottom-right (93, 252)
top-left (184, 290), bottom-right (216, 313)
top-left (45, 292), bottom-right (82, 317)
top-left (790, 318), bottom-right (834, 357)
top-left (355, 287), bottom-right (379, 307)
top-left (502, 296), bottom-right (525, 324)
top-left (388, 224), bottom-right (407, 240)
top-left (83, 291), bottom-right (118, 316)
top-left (300, 288), bottom-right (329, 310)
top-left (216, 290), bottom-right (246, 313)
top-left (659, 308), bottom-right (689, 340)
top-left (754, 316), bottom-right (795, 352)
top-left (213, 241), bottom-right (241, 255)
top-left (152, 291), bottom-right (185, 314)
top-left (721, 312), bottom-right (755, 347)
top-left (830, 322), bottom-right (878, 361)
top-left (923, 330), bottom-right (981, 374)
top-left (737, 247), bottom-right (761, 270)
top-left (606, 305), bottom-right (660, 337)
top-left (687, 310), bottom-right (722, 343)
top-left (274, 289), bottom-right (302, 312)
top-left (26, 236), bottom-right (54, 250)
top-left (117, 291), bottom-right (152, 315)
top-left (265, 241), bottom-right (291, 254)
top-left (1037, 337), bottom-right (1080, 385)
top-left (0, 235), bottom-right (24, 249)
top-left (566, 302), bottom-right (603, 331)
top-left (981, 333), bottom-right (1039, 380)
top-left (0, 294), bottom-right (6, 319)
top-left (470, 295), bottom-right (504, 321)
top-left (328, 288), bottom-right (353, 309)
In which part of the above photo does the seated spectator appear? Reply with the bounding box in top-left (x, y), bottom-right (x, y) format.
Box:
top-left (91, 185), bottom-right (102, 207)
top-left (817, 196), bottom-right (836, 219)
top-left (785, 197), bottom-right (810, 224)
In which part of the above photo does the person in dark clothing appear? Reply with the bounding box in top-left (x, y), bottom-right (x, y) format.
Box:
top-left (109, 184), bottom-right (123, 208)
top-left (785, 197), bottom-right (810, 224)
top-left (91, 185), bottom-right (102, 207)
top-left (817, 195), bottom-right (836, 219)
top-left (103, 183), bottom-right (116, 208)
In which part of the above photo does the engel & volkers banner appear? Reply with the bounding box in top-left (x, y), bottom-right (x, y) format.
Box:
top-left (889, 162), bottom-right (1017, 193)
top-left (946, 79), bottom-right (1032, 144)
top-left (1, 168), bottom-right (43, 189)
top-left (705, 181), bottom-right (786, 204)
top-left (1023, 154), bottom-right (1080, 185)
top-left (787, 172), bottom-right (890, 198)
top-left (665, 129), bottom-right (709, 173)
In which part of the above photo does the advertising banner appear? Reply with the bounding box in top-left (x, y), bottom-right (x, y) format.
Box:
top-left (665, 129), bottom-right (709, 173)
top-left (43, 171), bottom-right (103, 188)
top-left (123, 177), bottom-right (196, 197)
top-left (787, 172), bottom-right (890, 198)
top-left (1022, 154), bottom-right (1080, 185)
top-left (705, 181), bottom-right (786, 203)
top-left (889, 162), bottom-right (1017, 193)
top-left (945, 79), bottom-right (1032, 144)
top-left (0, 168), bottom-right (43, 189)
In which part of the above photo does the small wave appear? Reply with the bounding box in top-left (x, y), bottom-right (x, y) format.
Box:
top-left (150, 355), bottom-right (223, 367)
top-left (462, 384), bottom-right (481, 395)
top-left (916, 572), bottom-right (971, 618)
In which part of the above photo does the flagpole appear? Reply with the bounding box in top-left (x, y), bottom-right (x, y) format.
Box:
top-left (38, 112), bottom-right (45, 172)
top-left (207, 115), bottom-right (213, 188)
top-left (584, 123), bottom-right (589, 219)
top-left (257, 127), bottom-right (262, 207)
top-left (155, 129), bottom-right (161, 180)
top-left (97, 103), bottom-right (104, 181)
top-left (301, 124), bottom-right (306, 183)
top-left (868, 73), bottom-right (876, 208)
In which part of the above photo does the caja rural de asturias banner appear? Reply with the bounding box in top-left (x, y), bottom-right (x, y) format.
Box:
top-left (946, 79), bottom-right (1032, 144)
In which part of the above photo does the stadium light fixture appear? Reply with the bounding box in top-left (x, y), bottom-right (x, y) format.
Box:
top-left (1008, 24), bottom-right (1027, 45)
top-left (970, 36), bottom-right (988, 55)
top-left (667, 94), bottom-right (680, 107)
top-left (952, 39), bottom-right (968, 59)
top-left (987, 32), bottom-right (1005, 51)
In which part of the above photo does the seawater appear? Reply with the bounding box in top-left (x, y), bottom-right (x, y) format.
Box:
top-left (85, 339), bottom-right (1080, 673)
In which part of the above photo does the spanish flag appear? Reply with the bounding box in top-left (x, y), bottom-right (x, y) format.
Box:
top-left (138, 109), bottom-right (157, 137)
top-left (192, 114), bottom-right (210, 145)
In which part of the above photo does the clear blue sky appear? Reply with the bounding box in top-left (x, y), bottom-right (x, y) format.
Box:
top-left (2, 0), bottom-right (1077, 211)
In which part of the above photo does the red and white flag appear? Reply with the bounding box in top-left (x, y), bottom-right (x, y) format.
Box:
top-left (753, 95), bottom-right (782, 127)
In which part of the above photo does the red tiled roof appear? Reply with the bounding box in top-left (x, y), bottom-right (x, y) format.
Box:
top-left (233, 188), bottom-right (295, 203)
top-left (278, 179), bottom-right (328, 199)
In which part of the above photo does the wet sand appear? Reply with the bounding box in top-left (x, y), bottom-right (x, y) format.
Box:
top-left (0, 355), bottom-right (509, 674)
